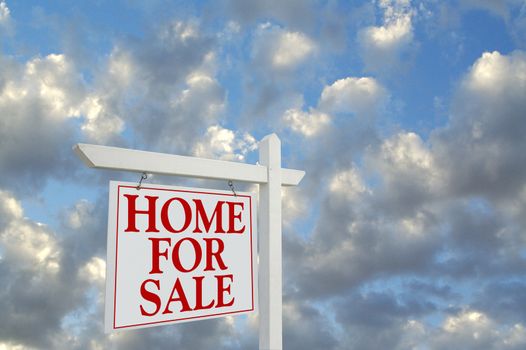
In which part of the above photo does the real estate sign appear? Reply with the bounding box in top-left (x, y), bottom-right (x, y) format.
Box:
top-left (105, 181), bottom-right (258, 332)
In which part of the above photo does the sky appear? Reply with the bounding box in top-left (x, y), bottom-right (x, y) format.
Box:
top-left (1, 0), bottom-right (526, 349)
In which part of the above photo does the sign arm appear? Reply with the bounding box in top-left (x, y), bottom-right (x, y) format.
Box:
top-left (73, 143), bottom-right (304, 186)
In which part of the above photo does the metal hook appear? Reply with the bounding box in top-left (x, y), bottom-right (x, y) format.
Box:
top-left (136, 172), bottom-right (148, 190)
top-left (228, 180), bottom-right (237, 197)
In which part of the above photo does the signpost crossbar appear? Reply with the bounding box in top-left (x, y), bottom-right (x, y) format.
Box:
top-left (74, 143), bottom-right (304, 186)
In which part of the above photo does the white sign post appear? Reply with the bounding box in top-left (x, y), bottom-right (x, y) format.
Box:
top-left (74, 134), bottom-right (304, 350)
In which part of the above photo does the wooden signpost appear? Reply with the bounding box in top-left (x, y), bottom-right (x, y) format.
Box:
top-left (74, 133), bottom-right (305, 350)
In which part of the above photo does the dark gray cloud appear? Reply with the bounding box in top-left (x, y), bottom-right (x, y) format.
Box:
top-left (237, 23), bottom-right (319, 127)
top-left (86, 20), bottom-right (224, 154)
top-left (225, 0), bottom-right (317, 31)
top-left (282, 300), bottom-right (338, 350)
top-left (432, 51), bottom-right (526, 200)
top-left (0, 54), bottom-right (84, 194)
top-left (334, 291), bottom-right (436, 328)
top-left (287, 191), bottom-right (441, 298)
top-left (473, 280), bottom-right (526, 323)
top-left (278, 48), bottom-right (526, 348)
top-left (0, 190), bottom-right (88, 348)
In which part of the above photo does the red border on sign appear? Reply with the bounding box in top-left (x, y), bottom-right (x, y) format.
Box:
top-left (113, 185), bottom-right (256, 330)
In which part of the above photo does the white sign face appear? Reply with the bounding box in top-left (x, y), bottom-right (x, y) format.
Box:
top-left (105, 181), bottom-right (257, 332)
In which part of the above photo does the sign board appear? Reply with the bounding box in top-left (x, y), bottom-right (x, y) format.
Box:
top-left (105, 181), bottom-right (258, 332)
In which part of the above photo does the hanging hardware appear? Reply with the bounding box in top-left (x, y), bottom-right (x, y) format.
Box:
top-left (136, 172), bottom-right (148, 190)
top-left (228, 180), bottom-right (237, 197)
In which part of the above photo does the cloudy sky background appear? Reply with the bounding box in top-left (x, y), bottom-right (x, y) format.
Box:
top-left (1, 0), bottom-right (526, 349)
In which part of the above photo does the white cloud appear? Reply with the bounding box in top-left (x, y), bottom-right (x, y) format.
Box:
top-left (272, 30), bottom-right (316, 69)
top-left (0, 1), bottom-right (9, 25)
top-left (107, 48), bottom-right (135, 88)
top-left (174, 72), bottom-right (224, 119)
top-left (252, 23), bottom-right (316, 72)
top-left (461, 50), bottom-right (526, 96)
top-left (432, 309), bottom-right (526, 349)
top-left (377, 132), bottom-right (438, 180)
top-left (329, 167), bottom-right (368, 199)
top-left (366, 131), bottom-right (441, 188)
top-left (0, 190), bottom-right (22, 222)
top-left (358, 0), bottom-right (416, 74)
top-left (363, 131), bottom-right (446, 216)
top-left (160, 21), bottom-right (200, 43)
top-left (0, 51), bottom-right (132, 194)
top-left (283, 76), bottom-right (386, 141)
top-left (65, 200), bottom-right (94, 230)
top-left (15, 54), bottom-right (84, 118)
top-left (79, 96), bottom-right (124, 143)
top-left (319, 77), bottom-right (387, 116)
top-left (0, 52), bottom-right (126, 144)
top-left (0, 191), bottom-right (60, 273)
top-left (367, 7), bottom-right (412, 48)
top-left (79, 256), bottom-right (106, 285)
top-left (192, 125), bottom-right (257, 161)
top-left (283, 108), bottom-right (330, 137)
top-left (0, 342), bottom-right (35, 350)
top-left (281, 187), bottom-right (309, 228)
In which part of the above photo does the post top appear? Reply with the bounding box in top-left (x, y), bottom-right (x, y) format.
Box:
top-left (260, 133), bottom-right (280, 143)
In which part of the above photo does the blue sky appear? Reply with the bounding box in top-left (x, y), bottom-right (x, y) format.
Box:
top-left (1, 0), bottom-right (526, 349)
